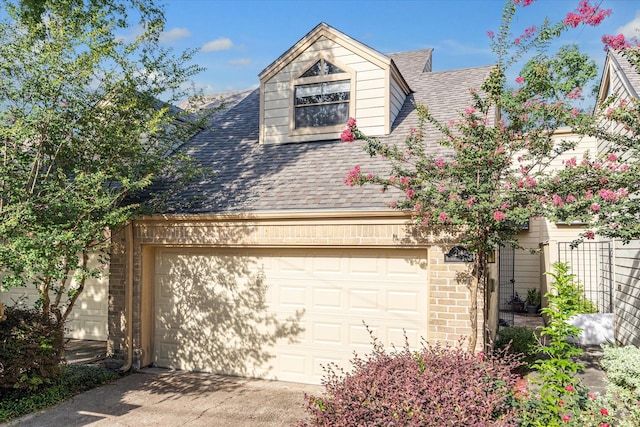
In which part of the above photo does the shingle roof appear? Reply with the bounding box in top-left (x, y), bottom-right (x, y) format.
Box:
top-left (162, 52), bottom-right (493, 215)
top-left (611, 49), bottom-right (640, 98)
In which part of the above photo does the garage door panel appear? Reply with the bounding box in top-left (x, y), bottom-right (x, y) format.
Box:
top-left (153, 248), bottom-right (428, 384)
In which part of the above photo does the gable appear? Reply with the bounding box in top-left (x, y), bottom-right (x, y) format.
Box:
top-left (259, 23), bottom-right (411, 145)
top-left (595, 49), bottom-right (640, 154)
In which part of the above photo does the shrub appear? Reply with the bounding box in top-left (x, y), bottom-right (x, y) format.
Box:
top-left (495, 326), bottom-right (538, 367)
top-left (600, 345), bottom-right (640, 426)
top-left (0, 306), bottom-right (64, 392)
top-left (0, 364), bottom-right (120, 422)
top-left (299, 330), bottom-right (522, 426)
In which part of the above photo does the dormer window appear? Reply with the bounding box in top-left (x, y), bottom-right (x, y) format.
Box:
top-left (292, 58), bottom-right (352, 131)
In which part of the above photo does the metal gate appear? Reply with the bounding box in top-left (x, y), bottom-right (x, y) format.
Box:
top-left (557, 241), bottom-right (613, 313)
top-left (498, 244), bottom-right (516, 328)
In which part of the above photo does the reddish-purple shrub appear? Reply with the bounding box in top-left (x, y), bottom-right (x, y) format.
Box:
top-left (299, 332), bottom-right (522, 426)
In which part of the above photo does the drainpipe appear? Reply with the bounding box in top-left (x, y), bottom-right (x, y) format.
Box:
top-left (119, 222), bottom-right (134, 373)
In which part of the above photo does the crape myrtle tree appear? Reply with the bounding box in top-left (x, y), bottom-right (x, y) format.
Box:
top-left (340, 0), bottom-right (611, 352)
top-left (0, 0), bottom-right (208, 337)
top-left (547, 44), bottom-right (640, 244)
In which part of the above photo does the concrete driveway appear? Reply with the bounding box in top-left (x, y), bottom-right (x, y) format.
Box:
top-left (8, 368), bottom-right (323, 427)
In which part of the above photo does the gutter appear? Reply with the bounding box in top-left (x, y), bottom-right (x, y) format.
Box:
top-left (119, 222), bottom-right (134, 373)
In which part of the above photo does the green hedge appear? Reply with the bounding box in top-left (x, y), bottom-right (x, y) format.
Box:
top-left (0, 306), bottom-right (64, 392)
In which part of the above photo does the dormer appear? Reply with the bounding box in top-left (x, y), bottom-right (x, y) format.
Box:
top-left (258, 23), bottom-right (412, 145)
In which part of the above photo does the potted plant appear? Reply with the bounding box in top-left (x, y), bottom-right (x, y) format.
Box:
top-left (507, 292), bottom-right (525, 313)
top-left (526, 288), bottom-right (541, 314)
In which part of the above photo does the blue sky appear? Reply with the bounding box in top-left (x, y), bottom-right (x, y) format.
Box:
top-left (153, 0), bottom-right (640, 95)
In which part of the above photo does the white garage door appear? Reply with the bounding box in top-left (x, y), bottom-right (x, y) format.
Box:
top-left (153, 247), bottom-right (428, 384)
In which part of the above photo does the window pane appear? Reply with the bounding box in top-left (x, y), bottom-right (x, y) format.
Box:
top-left (324, 61), bottom-right (345, 74)
top-left (301, 60), bottom-right (322, 77)
top-left (295, 103), bottom-right (349, 128)
top-left (295, 80), bottom-right (350, 105)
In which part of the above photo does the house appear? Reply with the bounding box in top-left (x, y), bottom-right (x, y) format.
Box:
top-left (105, 23), bottom-right (497, 384)
top-left (592, 48), bottom-right (640, 347)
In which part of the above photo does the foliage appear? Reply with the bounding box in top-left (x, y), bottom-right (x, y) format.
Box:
top-left (526, 288), bottom-right (541, 306)
top-left (299, 330), bottom-right (522, 427)
top-left (495, 326), bottom-right (539, 367)
top-left (0, 306), bottom-right (64, 391)
top-left (0, 0), bottom-right (209, 325)
top-left (533, 263), bottom-right (585, 394)
top-left (515, 383), bottom-right (614, 427)
top-left (600, 345), bottom-right (640, 426)
top-left (340, 0), bottom-right (608, 351)
top-left (0, 364), bottom-right (119, 422)
top-left (547, 45), bottom-right (640, 243)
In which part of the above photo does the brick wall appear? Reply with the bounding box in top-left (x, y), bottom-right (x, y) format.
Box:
top-left (107, 213), bottom-right (485, 363)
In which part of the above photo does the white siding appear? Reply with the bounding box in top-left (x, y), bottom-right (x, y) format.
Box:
top-left (389, 76), bottom-right (406, 126)
top-left (613, 240), bottom-right (640, 346)
top-left (513, 132), bottom-right (595, 297)
top-left (262, 36), bottom-right (388, 145)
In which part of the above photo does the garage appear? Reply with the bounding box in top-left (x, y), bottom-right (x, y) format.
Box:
top-left (152, 247), bottom-right (429, 384)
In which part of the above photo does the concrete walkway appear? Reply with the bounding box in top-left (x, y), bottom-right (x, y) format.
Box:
top-left (8, 368), bottom-right (323, 427)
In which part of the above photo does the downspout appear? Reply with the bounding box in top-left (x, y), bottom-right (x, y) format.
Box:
top-left (119, 222), bottom-right (134, 372)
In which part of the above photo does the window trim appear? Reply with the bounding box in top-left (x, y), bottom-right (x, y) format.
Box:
top-left (289, 54), bottom-right (355, 136)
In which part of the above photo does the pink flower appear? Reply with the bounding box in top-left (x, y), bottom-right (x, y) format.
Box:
top-left (618, 188), bottom-right (629, 199)
top-left (487, 30), bottom-right (495, 38)
top-left (564, 1), bottom-right (611, 28)
top-left (598, 189), bottom-right (618, 202)
top-left (571, 108), bottom-right (579, 117)
top-left (552, 194), bottom-right (564, 208)
top-left (565, 385), bottom-right (575, 392)
top-left (464, 106), bottom-right (476, 115)
top-left (602, 34), bottom-right (631, 51)
top-left (515, 76), bottom-right (525, 84)
top-left (400, 176), bottom-right (410, 186)
top-left (600, 424), bottom-right (610, 427)
top-left (607, 154), bottom-right (618, 162)
top-left (343, 165), bottom-right (360, 186)
top-left (562, 414), bottom-right (571, 422)
top-left (435, 157), bottom-right (445, 169)
top-left (346, 117), bottom-right (356, 129)
top-left (567, 87), bottom-right (582, 99)
top-left (591, 203), bottom-right (601, 212)
top-left (559, 400), bottom-right (565, 406)
top-left (589, 393), bottom-right (597, 399)
top-left (439, 212), bottom-right (450, 223)
top-left (406, 189), bottom-right (416, 199)
top-left (366, 173), bottom-right (373, 179)
top-left (514, 0), bottom-right (535, 6)
top-left (493, 211), bottom-right (506, 221)
top-left (340, 128), bottom-right (354, 142)
top-left (566, 194), bottom-right (576, 203)
top-left (389, 201), bottom-right (397, 208)
top-left (600, 408), bottom-right (609, 416)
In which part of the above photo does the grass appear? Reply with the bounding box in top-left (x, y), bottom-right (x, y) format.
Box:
top-left (0, 364), bottom-right (120, 423)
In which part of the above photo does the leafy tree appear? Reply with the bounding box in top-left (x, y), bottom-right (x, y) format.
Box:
top-left (341, 0), bottom-right (610, 351)
top-left (547, 44), bottom-right (640, 243)
top-left (0, 0), bottom-right (207, 332)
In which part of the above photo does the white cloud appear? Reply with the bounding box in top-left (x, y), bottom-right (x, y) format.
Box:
top-left (115, 24), bottom-right (145, 43)
top-left (160, 27), bottom-right (191, 43)
top-left (201, 37), bottom-right (234, 52)
top-left (228, 58), bottom-right (251, 66)
top-left (616, 12), bottom-right (640, 39)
